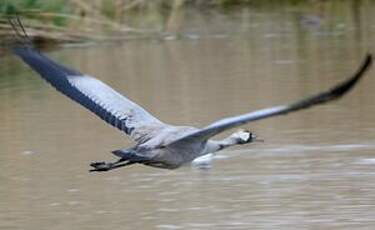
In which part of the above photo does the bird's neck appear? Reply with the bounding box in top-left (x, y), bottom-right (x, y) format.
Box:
top-left (202, 136), bottom-right (239, 155)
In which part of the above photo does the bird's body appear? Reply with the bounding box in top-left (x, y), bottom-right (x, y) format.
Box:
top-left (9, 18), bottom-right (372, 172)
top-left (116, 125), bottom-right (205, 169)
top-left (108, 126), bottom-right (252, 169)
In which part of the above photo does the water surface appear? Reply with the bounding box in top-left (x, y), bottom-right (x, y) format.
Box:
top-left (1, 3), bottom-right (375, 230)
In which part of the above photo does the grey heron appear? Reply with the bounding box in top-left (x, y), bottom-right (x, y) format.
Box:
top-left (10, 20), bottom-right (372, 172)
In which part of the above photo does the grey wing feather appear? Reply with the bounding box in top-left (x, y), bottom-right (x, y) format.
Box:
top-left (14, 47), bottom-right (166, 143)
top-left (168, 54), bottom-right (372, 146)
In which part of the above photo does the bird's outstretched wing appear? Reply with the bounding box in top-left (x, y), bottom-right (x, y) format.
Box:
top-left (167, 54), bottom-right (372, 146)
top-left (14, 46), bottom-right (166, 143)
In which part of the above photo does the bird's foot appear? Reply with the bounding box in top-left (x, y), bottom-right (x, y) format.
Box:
top-left (89, 161), bottom-right (114, 172)
top-left (89, 159), bottom-right (137, 172)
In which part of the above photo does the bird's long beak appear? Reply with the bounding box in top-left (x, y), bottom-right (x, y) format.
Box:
top-left (254, 138), bottom-right (265, 143)
top-left (251, 133), bottom-right (265, 142)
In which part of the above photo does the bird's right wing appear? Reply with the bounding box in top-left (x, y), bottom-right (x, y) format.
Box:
top-left (14, 46), bottom-right (167, 143)
top-left (167, 54), bottom-right (372, 147)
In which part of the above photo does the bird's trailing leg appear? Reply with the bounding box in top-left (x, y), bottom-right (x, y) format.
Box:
top-left (89, 158), bottom-right (136, 172)
top-left (89, 148), bottom-right (151, 172)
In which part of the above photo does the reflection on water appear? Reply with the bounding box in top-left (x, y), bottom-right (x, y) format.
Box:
top-left (1, 3), bottom-right (375, 230)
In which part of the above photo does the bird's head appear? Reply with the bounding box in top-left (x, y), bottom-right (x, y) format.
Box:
top-left (231, 129), bottom-right (262, 144)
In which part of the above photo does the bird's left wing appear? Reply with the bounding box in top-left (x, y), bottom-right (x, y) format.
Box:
top-left (167, 54), bottom-right (372, 147)
top-left (14, 46), bottom-right (167, 143)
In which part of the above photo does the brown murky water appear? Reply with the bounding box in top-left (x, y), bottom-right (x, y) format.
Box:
top-left (2, 3), bottom-right (375, 230)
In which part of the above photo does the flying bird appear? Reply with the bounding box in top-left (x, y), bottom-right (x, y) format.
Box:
top-left (10, 19), bottom-right (372, 172)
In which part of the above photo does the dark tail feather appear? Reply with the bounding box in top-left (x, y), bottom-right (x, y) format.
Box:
top-left (111, 149), bottom-right (149, 162)
top-left (112, 149), bottom-right (128, 158)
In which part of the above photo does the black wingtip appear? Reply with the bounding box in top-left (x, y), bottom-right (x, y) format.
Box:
top-left (8, 15), bottom-right (34, 48)
top-left (332, 53), bottom-right (373, 97)
top-left (361, 53), bottom-right (372, 74)
top-left (286, 53), bottom-right (373, 112)
top-left (13, 46), bottom-right (30, 55)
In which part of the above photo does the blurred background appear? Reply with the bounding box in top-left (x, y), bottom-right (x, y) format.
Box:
top-left (0, 0), bottom-right (372, 44)
top-left (1, 1), bottom-right (375, 230)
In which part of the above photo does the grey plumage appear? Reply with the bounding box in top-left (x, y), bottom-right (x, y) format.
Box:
top-left (14, 47), bottom-right (165, 143)
top-left (13, 46), bottom-right (372, 171)
top-left (168, 54), bottom-right (373, 147)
